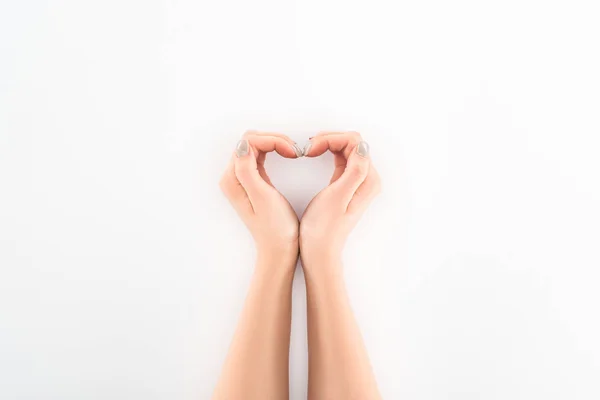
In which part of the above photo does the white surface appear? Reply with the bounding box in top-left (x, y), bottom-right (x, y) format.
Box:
top-left (1, 0), bottom-right (600, 398)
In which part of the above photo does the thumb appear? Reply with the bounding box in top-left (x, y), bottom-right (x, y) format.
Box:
top-left (330, 141), bottom-right (371, 208)
top-left (233, 139), bottom-right (271, 207)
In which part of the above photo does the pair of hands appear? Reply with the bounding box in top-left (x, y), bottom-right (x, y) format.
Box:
top-left (220, 131), bottom-right (381, 273)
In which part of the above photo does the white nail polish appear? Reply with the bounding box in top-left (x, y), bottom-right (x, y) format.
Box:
top-left (292, 143), bottom-right (304, 158)
top-left (236, 140), bottom-right (249, 157)
top-left (303, 142), bottom-right (312, 157)
top-left (357, 141), bottom-right (370, 158)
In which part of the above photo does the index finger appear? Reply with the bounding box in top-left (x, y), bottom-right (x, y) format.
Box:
top-left (244, 133), bottom-right (303, 159)
top-left (303, 131), bottom-right (362, 159)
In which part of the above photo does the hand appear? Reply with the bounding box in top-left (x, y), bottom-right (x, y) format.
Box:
top-left (220, 131), bottom-right (304, 263)
top-left (300, 132), bottom-right (381, 270)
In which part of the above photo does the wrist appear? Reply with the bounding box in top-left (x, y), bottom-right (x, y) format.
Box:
top-left (256, 245), bottom-right (298, 272)
top-left (299, 247), bottom-right (343, 277)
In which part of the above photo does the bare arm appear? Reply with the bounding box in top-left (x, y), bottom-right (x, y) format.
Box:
top-left (301, 132), bottom-right (382, 400)
top-left (213, 252), bottom-right (296, 400)
top-left (213, 132), bottom-right (304, 400)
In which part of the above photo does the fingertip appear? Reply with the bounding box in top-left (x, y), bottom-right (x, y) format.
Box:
top-left (302, 138), bottom-right (330, 157)
top-left (235, 139), bottom-right (249, 158)
top-left (356, 141), bottom-right (370, 158)
top-left (302, 142), bottom-right (313, 157)
top-left (292, 143), bottom-right (304, 158)
top-left (233, 145), bottom-right (257, 174)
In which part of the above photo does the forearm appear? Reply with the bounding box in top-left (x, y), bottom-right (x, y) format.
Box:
top-left (213, 252), bottom-right (296, 400)
top-left (304, 257), bottom-right (381, 400)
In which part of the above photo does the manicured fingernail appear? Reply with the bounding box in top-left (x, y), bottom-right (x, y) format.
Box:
top-left (356, 141), bottom-right (370, 158)
top-left (303, 142), bottom-right (312, 157)
top-left (292, 143), bottom-right (304, 158)
top-left (235, 139), bottom-right (249, 157)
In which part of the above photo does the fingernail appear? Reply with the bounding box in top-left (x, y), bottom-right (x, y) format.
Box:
top-left (356, 141), bottom-right (370, 158)
top-left (235, 139), bottom-right (249, 157)
top-left (303, 142), bottom-right (312, 157)
top-left (292, 143), bottom-right (304, 158)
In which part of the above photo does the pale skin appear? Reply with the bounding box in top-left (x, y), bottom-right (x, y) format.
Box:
top-left (213, 131), bottom-right (382, 400)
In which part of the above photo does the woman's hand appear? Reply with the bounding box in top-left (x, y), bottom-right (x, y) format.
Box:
top-left (215, 131), bottom-right (303, 400)
top-left (300, 132), bottom-right (381, 271)
top-left (220, 131), bottom-right (304, 265)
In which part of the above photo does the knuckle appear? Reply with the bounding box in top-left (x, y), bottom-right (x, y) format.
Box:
top-left (349, 161), bottom-right (369, 178)
top-left (234, 167), bottom-right (251, 183)
top-left (347, 131), bottom-right (362, 140)
top-left (348, 135), bottom-right (361, 146)
top-left (344, 132), bottom-right (362, 152)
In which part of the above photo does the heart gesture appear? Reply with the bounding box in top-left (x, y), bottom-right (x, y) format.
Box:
top-left (215, 131), bottom-right (383, 400)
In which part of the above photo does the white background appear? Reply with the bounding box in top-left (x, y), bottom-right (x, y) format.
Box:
top-left (1, 0), bottom-right (599, 399)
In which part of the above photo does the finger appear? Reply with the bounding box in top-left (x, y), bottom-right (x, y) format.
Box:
top-left (303, 131), bottom-right (362, 158)
top-left (247, 134), bottom-right (296, 185)
top-left (254, 152), bottom-right (273, 185)
top-left (244, 130), bottom-right (297, 145)
top-left (329, 140), bottom-right (371, 209)
top-left (330, 153), bottom-right (349, 183)
top-left (233, 139), bottom-right (273, 207)
top-left (311, 130), bottom-right (361, 139)
top-left (303, 132), bottom-right (363, 184)
top-left (244, 132), bottom-right (303, 159)
top-left (347, 165), bottom-right (381, 215)
top-left (219, 156), bottom-right (254, 215)
top-left (257, 163), bottom-right (273, 186)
